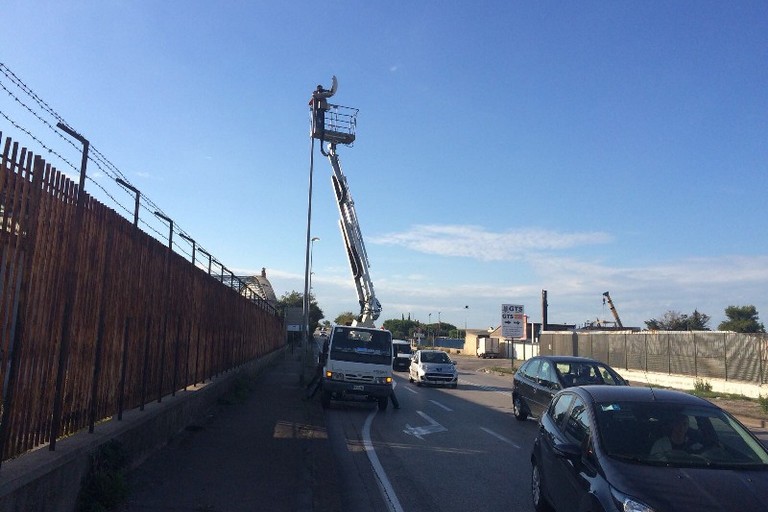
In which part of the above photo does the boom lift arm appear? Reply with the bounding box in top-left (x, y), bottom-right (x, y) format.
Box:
top-left (327, 144), bottom-right (381, 327)
top-left (602, 291), bottom-right (624, 329)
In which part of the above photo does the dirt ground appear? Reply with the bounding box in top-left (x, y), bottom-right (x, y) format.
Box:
top-left (707, 395), bottom-right (767, 428)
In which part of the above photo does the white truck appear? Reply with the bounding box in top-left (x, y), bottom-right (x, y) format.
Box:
top-left (476, 336), bottom-right (500, 359)
top-left (320, 325), bottom-right (393, 410)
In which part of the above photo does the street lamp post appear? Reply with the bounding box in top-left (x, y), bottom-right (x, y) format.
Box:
top-left (309, 237), bottom-right (320, 296)
top-left (464, 305), bottom-right (469, 339)
top-left (437, 311), bottom-right (441, 347)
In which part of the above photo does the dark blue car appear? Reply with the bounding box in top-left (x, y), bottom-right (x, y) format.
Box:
top-left (531, 386), bottom-right (768, 512)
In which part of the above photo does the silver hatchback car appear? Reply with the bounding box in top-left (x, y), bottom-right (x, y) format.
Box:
top-left (409, 349), bottom-right (458, 388)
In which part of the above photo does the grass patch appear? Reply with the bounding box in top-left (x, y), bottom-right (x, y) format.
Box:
top-left (488, 365), bottom-right (516, 376)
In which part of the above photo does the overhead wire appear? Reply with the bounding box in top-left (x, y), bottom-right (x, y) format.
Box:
top-left (0, 62), bottom-right (252, 294)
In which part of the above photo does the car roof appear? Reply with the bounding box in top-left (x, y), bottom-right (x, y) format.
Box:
top-left (567, 385), bottom-right (718, 408)
top-left (533, 355), bottom-right (609, 364)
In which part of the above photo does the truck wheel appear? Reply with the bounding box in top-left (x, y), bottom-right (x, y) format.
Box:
top-left (320, 390), bottom-right (331, 409)
top-left (378, 396), bottom-right (388, 410)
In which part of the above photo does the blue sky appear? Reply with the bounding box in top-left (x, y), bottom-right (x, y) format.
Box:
top-left (2, 1), bottom-right (767, 331)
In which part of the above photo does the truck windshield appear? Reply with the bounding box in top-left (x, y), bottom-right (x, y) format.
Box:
top-left (330, 328), bottom-right (392, 365)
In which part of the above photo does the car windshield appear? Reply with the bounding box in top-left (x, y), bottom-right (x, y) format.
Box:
top-left (422, 352), bottom-right (451, 364)
top-left (595, 401), bottom-right (768, 468)
top-left (393, 343), bottom-right (412, 356)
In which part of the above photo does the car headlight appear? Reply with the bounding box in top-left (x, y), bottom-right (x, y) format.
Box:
top-left (373, 376), bottom-right (392, 384)
top-left (611, 487), bottom-right (655, 512)
top-left (327, 371), bottom-right (345, 381)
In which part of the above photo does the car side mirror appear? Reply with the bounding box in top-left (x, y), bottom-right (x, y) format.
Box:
top-left (553, 442), bottom-right (581, 460)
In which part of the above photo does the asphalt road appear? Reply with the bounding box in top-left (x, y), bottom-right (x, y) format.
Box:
top-left (116, 351), bottom-right (767, 512)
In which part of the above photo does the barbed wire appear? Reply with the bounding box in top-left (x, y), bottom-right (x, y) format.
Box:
top-left (0, 62), bottom-right (252, 292)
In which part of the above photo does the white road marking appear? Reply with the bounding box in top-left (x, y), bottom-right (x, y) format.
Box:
top-left (363, 409), bottom-right (405, 512)
top-left (480, 427), bottom-right (521, 448)
top-left (403, 385), bottom-right (418, 394)
top-left (429, 399), bottom-right (453, 411)
top-left (403, 411), bottom-right (447, 440)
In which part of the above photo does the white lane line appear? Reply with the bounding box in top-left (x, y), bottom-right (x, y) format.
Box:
top-left (429, 399), bottom-right (453, 411)
top-left (480, 427), bottom-right (521, 449)
top-left (402, 386), bottom-right (418, 394)
top-left (363, 409), bottom-right (405, 512)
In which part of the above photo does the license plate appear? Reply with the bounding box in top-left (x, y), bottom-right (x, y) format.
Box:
top-left (353, 385), bottom-right (364, 391)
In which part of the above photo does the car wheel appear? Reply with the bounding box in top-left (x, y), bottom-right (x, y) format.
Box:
top-left (531, 459), bottom-right (553, 512)
top-left (378, 396), bottom-right (388, 410)
top-left (451, 382), bottom-right (458, 389)
top-left (409, 375), bottom-right (414, 383)
top-left (320, 390), bottom-right (331, 409)
top-left (513, 394), bottom-right (528, 421)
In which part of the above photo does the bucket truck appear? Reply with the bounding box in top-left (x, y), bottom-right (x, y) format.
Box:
top-left (308, 78), bottom-right (393, 410)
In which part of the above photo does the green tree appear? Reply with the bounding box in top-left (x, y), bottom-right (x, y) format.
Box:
top-left (276, 291), bottom-right (324, 334)
top-left (334, 311), bottom-right (356, 326)
top-left (718, 305), bottom-right (765, 333)
top-left (381, 318), bottom-right (420, 339)
top-left (645, 310), bottom-right (710, 331)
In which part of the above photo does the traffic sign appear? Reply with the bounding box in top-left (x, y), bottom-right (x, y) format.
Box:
top-left (501, 304), bottom-right (525, 338)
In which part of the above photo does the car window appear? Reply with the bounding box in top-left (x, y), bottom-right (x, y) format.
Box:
top-left (538, 360), bottom-right (559, 390)
top-left (549, 393), bottom-right (575, 428)
top-left (595, 364), bottom-right (621, 385)
top-left (564, 397), bottom-right (591, 446)
top-left (523, 359), bottom-right (541, 379)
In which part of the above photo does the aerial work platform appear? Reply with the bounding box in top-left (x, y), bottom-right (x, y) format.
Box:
top-left (309, 75), bottom-right (357, 146)
top-left (310, 104), bottom-right (358, 145)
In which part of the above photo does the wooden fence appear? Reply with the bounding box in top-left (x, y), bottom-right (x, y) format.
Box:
top-left (0, 133), bottom-right (283, 461)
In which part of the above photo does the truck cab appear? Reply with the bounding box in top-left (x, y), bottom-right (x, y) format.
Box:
top-left (321, 325), bottom-right (393, 410)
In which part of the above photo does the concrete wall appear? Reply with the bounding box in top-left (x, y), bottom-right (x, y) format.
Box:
top-left (0, 348), bottom-right (286, 512)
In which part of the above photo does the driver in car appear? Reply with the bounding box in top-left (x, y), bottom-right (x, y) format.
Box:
top-left (650, 413), bottom-right (704, 457)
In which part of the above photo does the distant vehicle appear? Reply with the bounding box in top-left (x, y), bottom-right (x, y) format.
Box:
top-left (392, 339), bottom-right (412, 371)
top-left (512, 355), bottom-right (628, 421)
top-left (476, 336), bottom-right (500, 358)
top-left (531, 385), bottom-right (768, 512)
top-left (320, 325), bottom-right (393, 410)
top-left (409, 349), bottom-right (458, 388)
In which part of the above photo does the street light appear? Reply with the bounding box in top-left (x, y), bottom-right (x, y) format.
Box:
top-left (428, 313), bottom-right (432, 346)
top-left (309, 237), bottom-right (320, 295)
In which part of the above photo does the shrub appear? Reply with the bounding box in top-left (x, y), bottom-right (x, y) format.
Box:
top-left (77, 440), bottom-right (129, 512)
top-left (693, 379), bottom-right (712, 393)
top-left (759, 394), bottom-right (768, 414)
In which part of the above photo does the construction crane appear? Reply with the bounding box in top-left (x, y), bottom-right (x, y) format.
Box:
top-left (602, 291), bottom-right (624, 329)
top-left (310, 77), bottom-right (381, 327)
